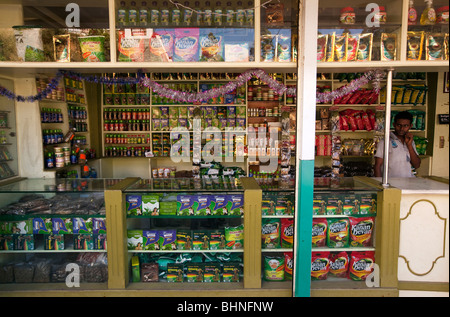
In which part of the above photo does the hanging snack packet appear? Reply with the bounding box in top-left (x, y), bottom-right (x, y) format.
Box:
top-left (346, 34), bottom-right (359, 61)
top-left (348, 251), bottom-right (375, 281)
top-left (407, 31), bottom-right (424, 61)
top-left (334, 34), bottom-right (347, 62)
top-left (329, 251), bottom-right (349, 278)
top-left (264, 255), bottom-right (285, 281)
top-left (349, 217), bottom-right (375, 247)
top-left (225, 224), bottom-right (244, 250)
top-left (312, 218), bottom-right (327, 247)
top-left (327, 218), bottom-right (349, 248)
top-left (317, 34), bottom-right (328, 62)
top-left (357, 33), bottom-right (373, 62)
top-left (281, 218), bottom-right (294, 248)
top-left (426, 33), bottom-right (446, 60)
top-left (381, 33), bottom-right (397, 61)
top-left (311, 252), bottom-right (330, 280)
top-left (262, 218), bottom-right (280, 249)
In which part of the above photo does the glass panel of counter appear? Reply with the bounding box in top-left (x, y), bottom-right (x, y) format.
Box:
top-left (0, 178), bottom-right (121, 288)
top-left (123, 177), bottom-right (245, 285)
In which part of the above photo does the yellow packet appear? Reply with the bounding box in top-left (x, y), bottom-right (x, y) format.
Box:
top-left (407, 31), bottom-right (424, 61)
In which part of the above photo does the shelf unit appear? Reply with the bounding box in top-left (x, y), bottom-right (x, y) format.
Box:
top-left (314, 72), bottom-right (430, 177)
top-left (0, 78), bottom-right (18, 181)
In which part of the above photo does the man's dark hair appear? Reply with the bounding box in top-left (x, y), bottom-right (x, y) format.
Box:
top-left (394, 111), bottom-right (413, 123)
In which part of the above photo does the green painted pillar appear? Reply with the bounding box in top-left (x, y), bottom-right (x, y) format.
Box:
top-left (293, 159), bottom-right (314, 297)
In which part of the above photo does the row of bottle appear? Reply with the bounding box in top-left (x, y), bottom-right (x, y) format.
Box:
top-left (105, 134), bottom-right (150, 144)
top-left (104, 108), bottom-right (150, 121)
top-left (104, 146), bottom-right (150, 157)
top-left (69, 120), bottom-right (88, 133)
top-left (43, 129), bottom-right (64, 145)
top-left (248, 106), bottom-right (280, 117)
top-left (104, 120), bottom-right (151, 131)
top-left (68, 106), bottom-right (88, 120)
top-left (408, 0), bottom-right (449, 25)
top-left (41, 108), bottom-right (63, 123)
top-left (117, 1), bottom-right (254, 28)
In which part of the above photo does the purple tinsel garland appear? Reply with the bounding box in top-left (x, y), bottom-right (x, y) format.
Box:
top-left (0, 69), bottom-right (384, 103)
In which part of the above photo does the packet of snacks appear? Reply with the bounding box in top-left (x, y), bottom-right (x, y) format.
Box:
top-left (426, 33), bottom-right (446, 60)
top-left (348, 251), bottom-right (375, 281)
top-left (381, 33), bottom-right (396, 61)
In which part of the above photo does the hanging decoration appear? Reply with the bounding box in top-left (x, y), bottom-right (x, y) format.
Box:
top-left (0, 68), bottom-right (385, 104)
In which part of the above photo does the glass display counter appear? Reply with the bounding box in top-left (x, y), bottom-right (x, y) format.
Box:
top-left (0, 178), bottom-right (122, 291)
top-left (104, 176), bottom-right (262, 293)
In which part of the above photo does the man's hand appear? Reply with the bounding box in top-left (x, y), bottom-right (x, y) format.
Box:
top-left (405, 132), bottom-right (414, 147)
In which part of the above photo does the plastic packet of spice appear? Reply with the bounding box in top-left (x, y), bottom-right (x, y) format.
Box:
top-left (381, 33), bottom-right (397, 61)
top-left (357, 33), bottom-right (373, 62)
top-left (326, 32), bottom-right (335, 62)
top-left (346, 34), bottom-right (359, 61)
top-left (317, 34), bottom-right (328, 62)
top-left (426, 33), bottom-right (446, 60)
top-left (407, 31), bottom-right (424, 61)
top-left (334, 34), bottom-right (347, 62)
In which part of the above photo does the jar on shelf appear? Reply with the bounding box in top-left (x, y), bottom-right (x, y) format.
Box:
top-left (436, 6), bottom-right (449, 23)
top-left (372, 6), bottom-right (387, 24)
top-left (340, 7), bottom-right (355, 24)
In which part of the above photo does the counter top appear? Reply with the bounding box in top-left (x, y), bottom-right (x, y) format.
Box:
top-left (372, 177), bottom-right (449, 194)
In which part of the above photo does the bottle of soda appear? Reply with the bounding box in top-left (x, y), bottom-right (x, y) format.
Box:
top-left (128, 1), bottom-right (138, 26)
top-left (225, 1), bottom-right (234, 26)
top-left (140, 1), bottom-right (149, 26)
top-left (204, 1), bottom-right (212, 26)
top-left (214, 1), bottom-right (223, 26)
top-left (236, 1), bottom-right (245, 26)
top-left (117, 1), bottom-right (128, 27)
top-left (194, 1), bottom-right (203, 26)
top-left (171, 1), bottom-right (181, 26)
top-left (183, 1), bottom-right (194, 26)
top-left (150, 1), bottom-right (159, 26)
top-left (161, 1), bottom-right (170, 25)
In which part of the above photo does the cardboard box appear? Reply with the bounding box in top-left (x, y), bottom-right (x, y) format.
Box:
top-left (127, 230), bottom-right (143, 250)
top-left (74, 234), bottom-right (94, 250)
top-left (44, 234), bottom-right (64, 250)
top-left (73, 217), bottom-right (93, 234)
top-left (142, 230), bottom-right (159, 250)
top-left (126, 195), bottom-right (142, 216)
top-left (33, 217), bottom-right (52, 234)
top-left (52, 218), bottom-right (73, 234)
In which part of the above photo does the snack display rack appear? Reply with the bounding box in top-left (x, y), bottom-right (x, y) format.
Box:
top-left (0, 0), bottom-right (448, 298)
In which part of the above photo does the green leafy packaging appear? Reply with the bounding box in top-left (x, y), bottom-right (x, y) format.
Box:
top-left (204, 263), bottom-right (221, 282)
top-left (209, 229), bottom-right (225, 250)
top-left (126, 195), bottom-right (142, 216)
top-left (73, 217), bottom-right (93, 234)
top-left (158, 229), bottom-right (177, 250)
top-left (143, 230), bottom-right (159, 250)
top-left (327, 218), bottom-right (349, 248)
top-left (52, 218), bottom-right (73, 234)
top-left (127, 230), bottom-right (143, 250)
top-left (167, 263), bottom-right (184, 282)
top-left (33, 217), bottom-right (52, 234)
top-left (222, 263), bottom-right (241, 282)
top-left (142, 194), bottom-right (160, 216)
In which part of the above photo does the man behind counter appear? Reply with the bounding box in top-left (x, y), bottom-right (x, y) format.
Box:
top-left (374, 111), bottom-right (421, 178)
